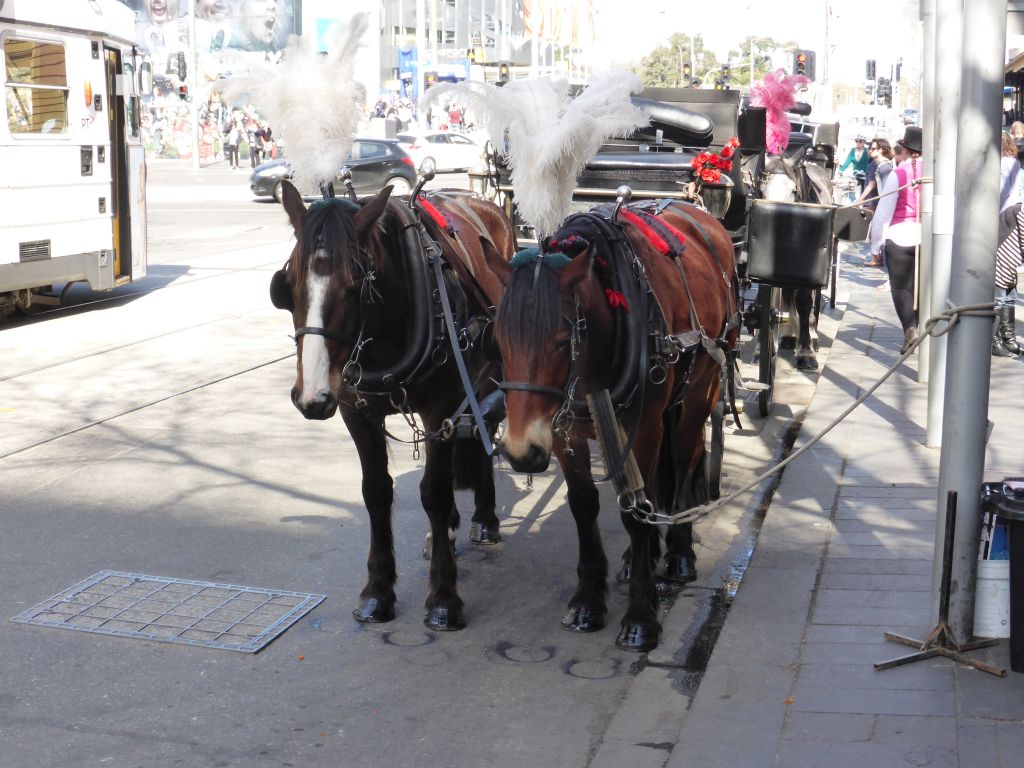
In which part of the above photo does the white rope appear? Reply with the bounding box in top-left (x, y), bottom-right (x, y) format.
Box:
top-left (642, 300), bottom-right (996, 526)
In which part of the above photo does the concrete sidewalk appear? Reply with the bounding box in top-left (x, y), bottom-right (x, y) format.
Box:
top-left (664, 255), bottom-right (1024, 767)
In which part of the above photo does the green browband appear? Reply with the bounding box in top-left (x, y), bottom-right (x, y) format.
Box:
top-left (510, 247), bottom-right (572, 270)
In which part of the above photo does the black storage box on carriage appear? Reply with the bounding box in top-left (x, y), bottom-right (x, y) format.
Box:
top-left (745, 199), bottom-right (835, 289)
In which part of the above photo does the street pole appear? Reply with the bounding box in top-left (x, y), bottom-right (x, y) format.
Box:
top-left (190, 6), bottom-right (199, 170)
top-left (933, 0), bottom-right (1005, 640)
top-left (926, 0), bottom-right (962, 447)
top-left (918, 1), bottom-right (936, 384)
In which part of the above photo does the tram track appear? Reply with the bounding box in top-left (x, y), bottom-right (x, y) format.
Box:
top-left (0, 352), bottom-right (295, 461)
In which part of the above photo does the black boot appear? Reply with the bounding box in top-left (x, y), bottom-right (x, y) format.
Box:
top-left (993, 305), bottom-right (1023, 357)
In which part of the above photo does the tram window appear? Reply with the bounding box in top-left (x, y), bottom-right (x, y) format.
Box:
top-left (4, 38), bottom-right (69, 135)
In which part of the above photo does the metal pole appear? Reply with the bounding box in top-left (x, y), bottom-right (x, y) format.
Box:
top-left (932, 0), bottom-right (1005, 639)
top-left (918, 0), bottom-right (937, 384)
top-left (190, 5), bottom-right (199, 171)
top-left (926, 0), bottom-right (963, 447)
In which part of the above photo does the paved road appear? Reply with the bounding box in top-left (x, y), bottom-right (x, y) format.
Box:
top-left (0, 161), bottom-right (817, 767)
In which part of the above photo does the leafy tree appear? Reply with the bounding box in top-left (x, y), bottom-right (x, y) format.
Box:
top-left (640, 33), bottom-right (719, 88)
top-left (725, 36), bottom-right (800, 87)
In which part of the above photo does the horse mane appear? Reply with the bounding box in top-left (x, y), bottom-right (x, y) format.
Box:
top-left (496, 260), bottom-right (566, 356)
top-left (292, 198), bottom-right (390, 291)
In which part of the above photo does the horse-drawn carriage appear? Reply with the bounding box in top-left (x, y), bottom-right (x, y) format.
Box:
top-left (257, 20), bottom-right (867, 653)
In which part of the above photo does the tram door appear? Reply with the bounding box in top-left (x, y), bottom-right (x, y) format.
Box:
top-left (104, 47), bottom-right (130, 283)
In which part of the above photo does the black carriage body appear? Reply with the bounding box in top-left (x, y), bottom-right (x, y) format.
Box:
top-left (745, 199), bottom-right (835, 289)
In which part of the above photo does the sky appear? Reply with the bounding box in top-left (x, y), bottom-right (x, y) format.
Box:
top-left (591, 0), bottom-right (921, 84)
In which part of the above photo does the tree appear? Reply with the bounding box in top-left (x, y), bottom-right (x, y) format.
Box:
top-left (725, 36), bottom-right (799, 87)
top-left (639, 33), bottom-right (719, 88)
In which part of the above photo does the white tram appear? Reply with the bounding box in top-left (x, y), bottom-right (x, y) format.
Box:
top-left (0, 0), bottom-right (150, 317)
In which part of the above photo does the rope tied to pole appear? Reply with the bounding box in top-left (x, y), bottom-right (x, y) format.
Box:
top-left (638, 299), bottom-right (996, 526)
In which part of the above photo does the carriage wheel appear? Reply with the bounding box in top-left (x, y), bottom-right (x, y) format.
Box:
top-left (707, 398), bottom-right (725, 500)
top-left (757, 286), bottom-right (781, 418)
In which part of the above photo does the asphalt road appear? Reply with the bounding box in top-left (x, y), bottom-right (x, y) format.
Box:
top-left (0, 160), bottom-right (811, 767)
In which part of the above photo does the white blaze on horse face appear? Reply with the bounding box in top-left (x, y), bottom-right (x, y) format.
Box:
top-left (763, 172), bottom-right (797, 202)
top-left (503, 403), bottom-right (554, 461)
top-left (298, 270), bottom-right (332, 405)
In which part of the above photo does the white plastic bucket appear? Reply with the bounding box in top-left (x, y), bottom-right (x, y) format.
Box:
top-left (974, 560), bottom-right (1011, 638)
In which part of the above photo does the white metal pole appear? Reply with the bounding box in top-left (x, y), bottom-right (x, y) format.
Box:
top-left (926, 0), bottom-right (963, 447)
top-left (190, 4), bottom-right (199, 170)
top-left (918, 2), bottom-right (936, 383)
top-left (933, 0), bottom-right (1006, 640)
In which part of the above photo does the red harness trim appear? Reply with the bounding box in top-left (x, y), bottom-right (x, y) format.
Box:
top-left (619, 209), bottom-right (670, 256)
top-left (416, 194), bottom-right (453, 234)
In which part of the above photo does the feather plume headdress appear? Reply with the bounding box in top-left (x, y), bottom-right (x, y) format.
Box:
top-left (749, 69), bottom-right (808, 155)
top-left (423, 70), bottom-right (648, 237)
top-left (221, 14), bottom-right (369, 193)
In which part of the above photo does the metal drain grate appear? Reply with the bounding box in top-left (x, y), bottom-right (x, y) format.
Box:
top-left (11, 571), bottom-right (325, 653)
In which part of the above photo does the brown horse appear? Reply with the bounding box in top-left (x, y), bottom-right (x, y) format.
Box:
top-left (484, 201), bottom-right (737, 651)
top-left (270, 181), bottom-right (516, 631)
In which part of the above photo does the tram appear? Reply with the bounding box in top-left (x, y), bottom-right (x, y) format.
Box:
top-left (0, 0), bottom-right (150, 317)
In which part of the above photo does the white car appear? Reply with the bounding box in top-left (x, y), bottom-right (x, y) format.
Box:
top-left (396, 131), bottom-right (484, 173)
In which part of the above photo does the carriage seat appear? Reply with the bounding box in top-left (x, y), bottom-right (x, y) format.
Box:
top-left (627, 97), bottom-right (715, 148)
top-left (577, 150), bottom-right (699, 195)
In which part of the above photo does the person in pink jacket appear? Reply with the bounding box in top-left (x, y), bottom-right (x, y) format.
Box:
top-left (871, 126), bottom-right (923, 354)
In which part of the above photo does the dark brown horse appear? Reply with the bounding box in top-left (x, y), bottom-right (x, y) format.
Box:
top-left (270, 181), bottom-right (516, 631)
top-left (484, 201), bottom-right (737, 651)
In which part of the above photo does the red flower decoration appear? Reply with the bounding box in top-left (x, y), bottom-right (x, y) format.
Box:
top-left (691, 137), bottom-right (739, 184)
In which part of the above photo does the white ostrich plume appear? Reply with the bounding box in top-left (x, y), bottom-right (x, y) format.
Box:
top-left (423, 70), bottom-right (648, 237)
top-left (222, 14), bottom-right (369, 193)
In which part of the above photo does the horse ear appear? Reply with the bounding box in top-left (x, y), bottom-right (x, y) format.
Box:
top-left (354, 186), bottom-right (392, 241)
top-left (558, 243), bottom-right (595, 292)
top-left (481, 237), bottom-right (512, 287)
top-left (269, 267), bottom-right (293, 311)
top-left (280, 181), bottom-right (306, 234)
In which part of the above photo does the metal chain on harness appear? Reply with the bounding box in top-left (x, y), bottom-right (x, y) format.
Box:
top-left (552, 296), bottom-right (586, 457)
top-left (634, 300), bottom-right (996, 527)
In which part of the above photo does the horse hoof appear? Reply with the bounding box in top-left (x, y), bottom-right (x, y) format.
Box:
top-left (795, 356), bottom-right (819, 371)
top-left (664, 556), bottom-right (697, 585)
top-left (561, 605), bottom-right (606, 633)
top-left (656, 578), bottom-right (682, 603)
top-left (779, 337), bottom-right (797, 351)
top-left (424, 606), bottom-right (466, 631)
top-left (352, 597), bottom-right (395, 624)
top-left (615, 622), bottom-right (660, 652)
top-left (470, 522), bottom-right (502, 545)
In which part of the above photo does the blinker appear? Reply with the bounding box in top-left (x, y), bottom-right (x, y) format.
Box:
top-left (270, 269), bottom-right (293, 311)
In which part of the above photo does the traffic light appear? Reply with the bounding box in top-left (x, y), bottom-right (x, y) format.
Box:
top-left (866, 59), bottom-right (876, 81)
top-left (682, 62), bottom-right (691, 85)
top-left (424, 71), bottom-right (438, 89)
top-left (176, 51), bottom-right (186, 81)
top-left (793, 49), bottom-right (815, 81)
top-left (467, 48), bottom-right (476, 63)
top-left (177, 84), bottom-right (189, 101)
top-left (498, 61), bottom-right (510, 83)
top-left (721, 64), bottom-right (731, 81)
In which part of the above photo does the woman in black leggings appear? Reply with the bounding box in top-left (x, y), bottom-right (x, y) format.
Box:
top-left (870, 126), bottom-right (924, 353)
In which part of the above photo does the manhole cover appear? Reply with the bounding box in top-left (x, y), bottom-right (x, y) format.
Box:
top-left (11, 571), bottom-right (324, 653)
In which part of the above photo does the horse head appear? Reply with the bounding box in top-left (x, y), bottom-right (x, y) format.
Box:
top-left (270, 181), bottom-right (393, 420)
top-left (761, 154), bottom-right (800, 202)
top-left (490, 237), bottom-right (610, 473)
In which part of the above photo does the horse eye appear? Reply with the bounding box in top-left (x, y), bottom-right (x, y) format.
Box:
top-left (555, 337), bottom-right (571, 351)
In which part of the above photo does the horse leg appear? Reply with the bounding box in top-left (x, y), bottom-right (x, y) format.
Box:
top-left (452, 436), bottom-right (502, 545)
top-left (420, 433), bottom-right (466, 631)
top-left (616, 513), bottom-right (662, 652)
top-left (558, 437), bottom-right (609, 633)
top-left (779, 288), bottom-right (798, 350)
top-left (341, 410), bottom-right (397, 624)
top-left (794, 288), bottom-right (819, 370)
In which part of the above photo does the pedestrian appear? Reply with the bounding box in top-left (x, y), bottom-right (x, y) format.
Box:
top-left (839, 134), bottom-right (871, 194)
top-left (999, 131), bottom-right (1021, 213)
top-left (993, 203), bottom-right (1024, 357)
top-left (860, 138), bottom-right (894, 267)
top-left (871, 125), bottom-right (924, 354)
top-left (246, 120), bottom-right (262, 167)
top-left (224, 119), bottom-right (242, 168)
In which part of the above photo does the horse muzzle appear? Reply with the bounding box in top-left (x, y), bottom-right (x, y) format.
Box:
top-left (502, 441), bottom-right (552, 474)
top-left (291, 387), bottom-right (338, 420)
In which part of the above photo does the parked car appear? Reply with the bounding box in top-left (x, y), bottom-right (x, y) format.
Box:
top-left (395, 130), bottom-right (484, 173)
top-left (249, 138), bottom-right (417, 202)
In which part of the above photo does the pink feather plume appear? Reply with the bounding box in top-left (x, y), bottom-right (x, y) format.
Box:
top-left (749, 69), bottom-right (809, 155)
